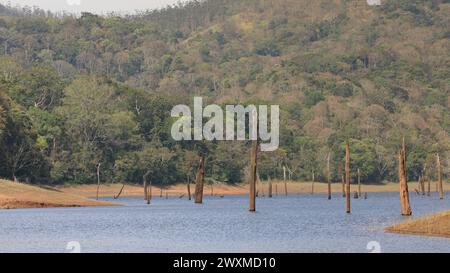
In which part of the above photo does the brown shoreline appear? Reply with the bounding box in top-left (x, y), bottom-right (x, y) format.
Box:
top-left (0, 179), bottom-right (117, 210)
top-left (56, 181), bottom-right (433, 198)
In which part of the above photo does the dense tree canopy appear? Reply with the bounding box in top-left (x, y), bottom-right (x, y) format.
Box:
top-left (0, 0), bottom-right (448, 185)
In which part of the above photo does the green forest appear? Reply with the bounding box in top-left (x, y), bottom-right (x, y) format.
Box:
top-left (0, 0), bottom-right (448, 186)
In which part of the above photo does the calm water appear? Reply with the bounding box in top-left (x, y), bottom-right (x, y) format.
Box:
top-left (0, 192), bottom-right (449, 253)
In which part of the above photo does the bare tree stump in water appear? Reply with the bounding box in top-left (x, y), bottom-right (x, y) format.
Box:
top-left (357, 168), bottom-right (361, 198)
top-left (327, 152), bottom-right (331, 200)
top-left (268, 179), bottom-right (273, 198)
top-left (353, 191), bottom-right (359, 199)
top-left (147, 180), bottom-right (152, 205)
top-left (284, 181), bottom-right (288, 196)
top-left (194, 155), bottom-right (206, 204)
top-left (399, 138), bottom-right (412, 216)
top-left (143, 171), bottom-right (151, 204)
top-left (249, 141), bottom-right (258, 212)
top-left (311, 171), bottom-right (315, 195)
top-left (96, 163), bottom-right (101, 200)
top-left (345, 142), bottom-right (351, 214)
top-left (187, 177), bottom-right (191, 201)
top-left (437, 154), bottom-right (444, 200)
top-left (114, 184), bottom-right (125, 200)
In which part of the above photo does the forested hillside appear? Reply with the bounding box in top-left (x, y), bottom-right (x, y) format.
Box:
top-left (0, 0), bottom-right (448, 185)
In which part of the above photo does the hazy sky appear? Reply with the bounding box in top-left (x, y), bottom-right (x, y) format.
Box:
top-left (1, 0), bottom-right (190, 14)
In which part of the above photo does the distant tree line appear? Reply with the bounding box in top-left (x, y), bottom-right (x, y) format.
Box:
top-left (0, 0), bottom-right (448, 185)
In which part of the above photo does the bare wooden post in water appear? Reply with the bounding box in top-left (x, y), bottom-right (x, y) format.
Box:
top-left (268, 178), bottom-right (273, 198)
top-left (327, 153), bottom-right (332, 200)
top-left (345, 142), bottom-right (351, 214)
top-left (114, 184), bottom-right (125, 200)
top-left (338, 164), bottom-right (345, 197)
top-left (187, 176), bottom-right (191, 201)
top-left (437, 154), bottom-right (444, 200)
top-left (399, 139), bottom-right (412, 216)
top-left (96, 163), bottom-right (101, 200)
top-left (311, 171), bottom-right (315, 195)
top-left (284, 180), bottom-right (288, 196)
top-left (357, 168), bottom-right (361, 198)
top-left (249, 141), bottom-right (258, 212)
top-left (194, 155), bottom-right (206, 204)
top-left (143, 171), bottom-right (150, 204)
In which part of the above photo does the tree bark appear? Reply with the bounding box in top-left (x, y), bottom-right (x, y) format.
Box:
top-left (96, 163), bottom-right (101, 200)
top-left (327, 152), bottom-right (331, 200)
top-left (114, 184), bottom-right (125, 200)
top-left (187, 176), bottom-right (192, 201)
top-left (422, 163), bottom-right (427, 196)
top-left (143, 171), bottom-right (150, 203)
top-left (249, 141), bottom-right (258, 212)
top-left (194, 155), bottom-right (206, 204)
top-left (268, 178), bottom-right (273, 198)
top-left (399, 140), bottom-right (412, 216)
top-left (437, 154), bottom-right (444, 200)
top-left (345, 143), bottom-right (351, 214)
top-left (357, 168), bottom-right (361, 198)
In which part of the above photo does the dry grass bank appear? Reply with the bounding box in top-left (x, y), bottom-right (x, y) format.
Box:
top-left (386, 211), bottom-right (450, 238)
top-left (56, 181), bottom-right (437, 199)
top-left (0, 179), bottom-right (117, 209)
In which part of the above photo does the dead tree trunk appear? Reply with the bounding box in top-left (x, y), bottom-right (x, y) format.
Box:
top-left (160, 188), bottom-right (163, 198)
top-left (327, 152), bottom-right (332, 200)
top-left (341, 173), bottom-right (345, 198)
top-left (143, 171), bottom-right (150, 202)
top-left (187, 176), bottom-right (192, 201)
top-left (311, 171), bottom-right (315, 195)
top-left (357, 168), bottom-right (361, 198)
top-left (96, 163), bottom-right (101, 200)
top-left (437, 154), bottom-right (444, 200)
top-left (268, 178), bottom-right (273, 198)
top-left (249, 141), bottom-right (258, 212)
top-left (114, 184), bottom-right (125, 200)
top-left (345, 143), bottom-right (351, 214)
top-left (194, 155), bottom-right (206, 204)
top-left (149, 181), bottom-right (153, 203)
top-left (284, 180), bottom-right (288, 196)
top-left (399, 139), bottom-right (412, 216)
top-left (422, 164), bottom-right (427, 196)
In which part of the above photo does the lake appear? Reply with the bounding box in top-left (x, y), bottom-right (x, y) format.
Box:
top-left (0, 192), bottom-right (449, 253)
